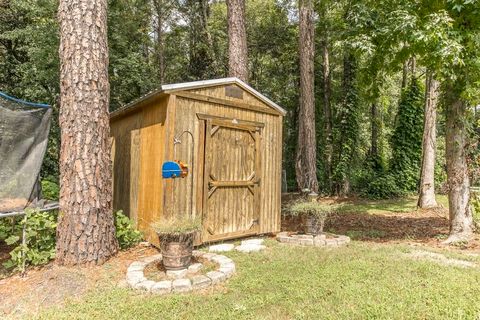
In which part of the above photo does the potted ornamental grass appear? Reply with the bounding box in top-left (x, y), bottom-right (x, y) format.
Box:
top-left (288, 201), bottom-right (341, 235)
top-left (152, 215), bottom-right (200, 270)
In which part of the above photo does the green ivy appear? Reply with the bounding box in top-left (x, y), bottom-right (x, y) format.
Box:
top-left (390, 80), bottom-right (425, 192)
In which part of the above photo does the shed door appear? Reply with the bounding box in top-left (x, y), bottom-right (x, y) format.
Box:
top-left (202, 118), bottom-right (261, 242)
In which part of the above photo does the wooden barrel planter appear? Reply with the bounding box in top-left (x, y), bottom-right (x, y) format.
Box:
top-left (158, 231), bottom-right (195, 270)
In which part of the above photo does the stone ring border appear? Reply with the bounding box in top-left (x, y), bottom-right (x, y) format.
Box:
top-left (276, 232), bottom-right (351, 247)
top-left (126, 250), bottom-right (235, 294)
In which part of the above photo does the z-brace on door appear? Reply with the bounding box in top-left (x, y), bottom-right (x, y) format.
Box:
top-left (202, 118), bottom-right (262, 242)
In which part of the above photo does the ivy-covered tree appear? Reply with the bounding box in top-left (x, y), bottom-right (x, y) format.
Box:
top-left (390, 80), bottom-right (424, 192)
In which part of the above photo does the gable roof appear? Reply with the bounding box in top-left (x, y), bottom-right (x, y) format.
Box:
top-left (110, 77), bottom-right (286, 119)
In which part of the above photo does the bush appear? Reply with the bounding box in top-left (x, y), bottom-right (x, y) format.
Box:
top-left (360, 173), bottom-right (406, 199)
top-left (2, 209), bottom-right (57, 272)
top-left (0, 209), bottom-right (142, 272)
top-left (41, 177), bottom-right (59, 201)
top-left (114, 210), bottom-right (143, 249)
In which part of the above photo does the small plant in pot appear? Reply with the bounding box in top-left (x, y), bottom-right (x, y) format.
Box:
top-left (152, 215), bottom-right (200, 270)
top-left (288, 201), bottom-right (341, 235)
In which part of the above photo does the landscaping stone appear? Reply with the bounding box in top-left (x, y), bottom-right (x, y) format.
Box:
top-left (127, 271), bottom-right (146, 287)
top-left (241, 238), bottom-right (264, 246)
top-left (219, 263), bottom-right (235, 278)
top-left (151, 280), bottom-right (172, 294)
top-left (191, 275), bottom-right (211, 289)
top-left (172, 279), bottom-right (192, 293)
top-left (209, 243), bottom-right (235, 252)
top-left (188, 263), bottom-right (203, 273)
top-left (277, 231), bottom-right (350, 248)
top-left (126, 251), bottom-right (235, 295)
top-left (235, 244), bottom-right (266, 253)
top-left (143, 254), bottom-right (162, 264)
top-left (166, 268), bottom-right (188, 279)
top-left (211, 255), bottom-right (233, 265)
top-left (206, 271), bottom-right (227, 284)
top-left (134, 280), bottom-right (156, 292)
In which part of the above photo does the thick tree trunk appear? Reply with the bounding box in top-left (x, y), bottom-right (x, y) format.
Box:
top-left (227, 0), bottom-right (248, 82)
top-left (444, 83), bottom-right (473, 243)
top-left (295, 0), bottom-right (318, 193)
top-left (56, 0), bottom-right (118, 265)
top-left (321, 37), bottom-right (333, 192)
top-left (418, 71), bottom-right (438, 208)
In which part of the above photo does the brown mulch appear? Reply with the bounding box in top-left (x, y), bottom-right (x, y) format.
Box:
top-left (281, 201), bottom-right (480, 250)
top-left (0, 244), bottom-right (159, 318)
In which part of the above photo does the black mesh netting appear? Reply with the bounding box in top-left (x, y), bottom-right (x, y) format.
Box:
top-left (0, 93), bottom-right (52, 212)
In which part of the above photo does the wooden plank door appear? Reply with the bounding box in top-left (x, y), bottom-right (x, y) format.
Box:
top-left (202, 118), bottom-right (262, 242)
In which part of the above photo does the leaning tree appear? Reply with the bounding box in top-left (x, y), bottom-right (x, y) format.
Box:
top-left (56, 0), bottom-right (118, 265)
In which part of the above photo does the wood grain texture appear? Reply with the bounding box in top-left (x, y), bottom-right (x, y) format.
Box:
top-left (110, 84), bottom-right (283, 244)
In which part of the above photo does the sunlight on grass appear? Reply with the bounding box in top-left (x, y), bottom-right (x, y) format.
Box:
top-left (338, 195), bottom-right (449, 215)
top-left (37, 239), bottom-right (480, 320)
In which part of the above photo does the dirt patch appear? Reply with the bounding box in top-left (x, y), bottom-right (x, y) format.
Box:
top-left (0, 244), bottom-right (159, 319)
top-left (407, 250), bottom-right (477, 268)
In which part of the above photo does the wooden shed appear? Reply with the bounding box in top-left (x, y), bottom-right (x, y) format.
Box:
top-left (110, 78), bottom-right (285, 245)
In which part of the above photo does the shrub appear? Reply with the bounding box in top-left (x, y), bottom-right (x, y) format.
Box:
top-left (3, 209), bottom-right (57, 272)
top-left (1, 209), bottom-right (142, 272)
top-left (114, 210), bottom-right (143, 249)
top-left (360, 173), bottom-right (406, 199)
top-left (41, 177), bottom-right (59, 201)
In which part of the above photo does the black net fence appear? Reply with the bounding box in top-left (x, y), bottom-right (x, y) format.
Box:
top-left (0, 92), bottom-right (52, 213)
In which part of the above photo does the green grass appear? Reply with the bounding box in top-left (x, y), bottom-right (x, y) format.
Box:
top-left (35, 238), bottom-right (480, 320)
top-left (338, 194), bottom-right (448, 215)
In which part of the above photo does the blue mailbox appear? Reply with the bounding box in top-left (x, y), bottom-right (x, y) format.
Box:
top-left (162, 161), bottom-right (188, 179)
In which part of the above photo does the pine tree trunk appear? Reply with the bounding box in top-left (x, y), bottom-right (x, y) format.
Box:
top-left (321, 37), bottom-right (333, 192)
top-left (227, 0), bottom-right (248, 82)
top-left (444, 83), bottom-right (473, 243)
top-left (295, 0), bottom-right (318, 193)
top-left (56, 0), bottom-right (118, 265)
top-left (418, 71), bottom-right (438, 208)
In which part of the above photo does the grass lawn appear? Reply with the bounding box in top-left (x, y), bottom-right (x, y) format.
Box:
top-left (4, 195), bottom-right (479, 319)
top-left (36, 238), bottom-right (480, 320)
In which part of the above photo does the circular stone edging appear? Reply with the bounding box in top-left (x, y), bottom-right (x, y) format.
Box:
top-left (276, 232), bottom-right (350, 247)
top-left (126, 250), bottom-right (235, 294)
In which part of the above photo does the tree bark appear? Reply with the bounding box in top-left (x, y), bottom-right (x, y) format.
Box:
top-left (321, 37), bottom-right (333, 192)
top-left (295, 0), bottom-right (318, 193)
top-left (444, 83), bottom-right (473, 243)
top-left (56, 0), bottom-right (118, 265)
top-left (227, 0), bottom-right (248, 82)
top-left (418, 71), bottom-right (438, 208)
